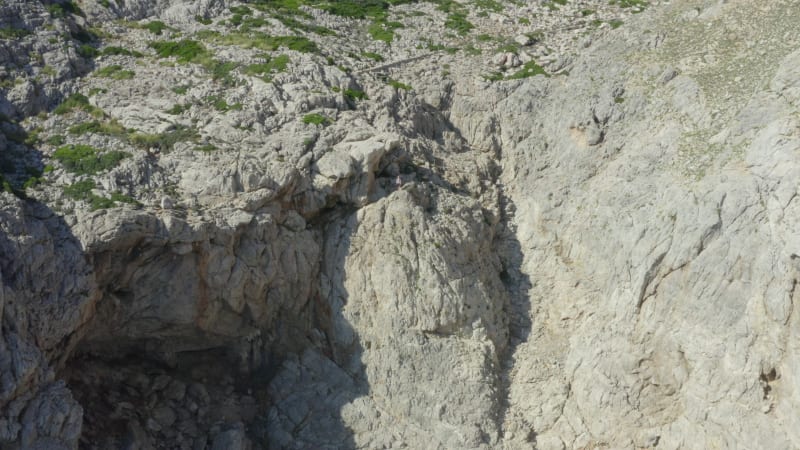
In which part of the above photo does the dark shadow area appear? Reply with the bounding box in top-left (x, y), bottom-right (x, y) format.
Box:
top-left (0, 190), bottom-right (96, 448)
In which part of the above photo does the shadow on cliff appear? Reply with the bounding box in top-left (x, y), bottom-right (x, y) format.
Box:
top-left (260, 204), bottom-right (367, 450)
top-left (495, 186), bottom-right (534, 442)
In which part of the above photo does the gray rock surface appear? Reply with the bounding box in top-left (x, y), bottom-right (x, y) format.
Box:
top-left (2, 0), bottom-right (800, 449)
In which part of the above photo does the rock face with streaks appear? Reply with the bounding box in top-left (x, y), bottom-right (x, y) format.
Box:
top-left (2, 0), bottom-right (800, 448)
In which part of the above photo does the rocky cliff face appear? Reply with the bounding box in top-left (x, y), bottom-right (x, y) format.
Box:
top-left (2, 0), bottom-right (800, 448)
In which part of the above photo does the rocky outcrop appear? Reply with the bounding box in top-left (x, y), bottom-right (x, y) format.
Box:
top-left (3, 0), bottom-right (800, 449)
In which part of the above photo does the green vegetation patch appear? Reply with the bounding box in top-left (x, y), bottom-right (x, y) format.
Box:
top-left (48, 1), bottom-right (84, 18)
top-left (94, 65), bottom-right (135, 80)
top-left (53, 144), bottom-right (130, 175)
top-left (387, 79), bottom-right (412, 90)
top-left (244, 54), bottom-right (291, 80)
top-left (445, 12), bottom-right (473, 35)
top-left (205, 95), bottom-right (243, 112)
top-left (166, 104), bottom-right (191, 115)
top-left (67, 120), bottom-right (127, 136)
top-left (196, 30), bottom-right (318, 53)
top-left (344, 88), bottom-right (368, 101)
top-left (142, 20), bottom-right (170, 35)
top-left (0, 27), bottom-right (31, 39)
top-left (302, 113), bottom-right (332, 126)
top-left (64, 179), bottom-right (139, 210)
top-left (53, 93), bottom-right (104, 117)
top-left (507, 61), bottom-right (548, 79)
top-left (362, 52), bottom-right (383, 62)
top-left (128, 125), bottom-right (199, 152)
top-left (149, 40), bottom-right (210, 63)
top-left (102, 46), bottom-right (144, 57)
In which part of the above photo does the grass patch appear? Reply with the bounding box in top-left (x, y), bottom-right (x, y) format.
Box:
top-left (302, 113), bottom-right (331, 126)
top-left (53, 144), bottom-right (130, 175)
